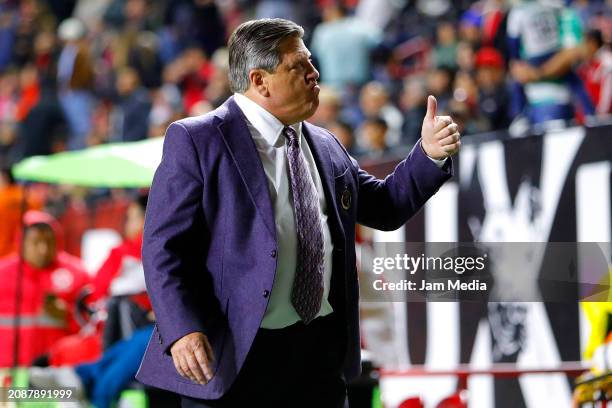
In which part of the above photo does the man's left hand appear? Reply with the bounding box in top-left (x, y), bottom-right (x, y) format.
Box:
top-left (421, 95), bottom-right (461, 160)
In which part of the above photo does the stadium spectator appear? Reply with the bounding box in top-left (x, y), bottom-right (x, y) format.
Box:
top-left (456, 41), bottom-right (476, 73)
top-left (0, 210), bottom-right (90, 367)
top-left (190, 0), bottom-right (227, 57)
top-left (112, 66), bottom-right (151, 142)
top-left (0, 78), bottom-right (17, 159)
top-left (400, 76), bottom-right (428, 146)
top-left (56, 17), bottom-right (94, 150)
top-left (12, 64), bottom-right (66, 161)
top-left (126, 31), bottom-right (163, 90)
top-left (0, 4), bottom-right (17, 72)
top-left (480, 0), bottom-right (510, 60)
top-left (89, 194), bottom-right (147, 303)
top-left (507, 0), bottom-right (595, 125)
top-left (578, 29), bottom-right (612, 115)
top-left (475, 47), bottom-right (511, 130)
top-left (148, 86), bottom-right (181, 139)
top-left (451, 70), bottom-right (487, 135)
top-left (14, 64), bottom-right (40, 123)
top-left (351, 81), bottom-right (403, 147)
top-left (310, 85), bottom-right (342, 127)
top-left (459, 7), bottom-right (482, 46)
top-left (328, 119), bottom-right (359, 156)
top-left (359, 116), bottom-right (390, 159)
top-left (11, 0), bottom-right (57, 68)
top-left (427, 66), bottom-right (454, 114)
top-left (86, 194), bottom-right (150, 349)
top-left (310, 2), bottom-right (381, 89)
top-left (433, 21), bottom-right (459, 69)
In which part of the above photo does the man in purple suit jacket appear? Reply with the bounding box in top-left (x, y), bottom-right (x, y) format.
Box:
top-left (136, 18), bottom-right (460, 407)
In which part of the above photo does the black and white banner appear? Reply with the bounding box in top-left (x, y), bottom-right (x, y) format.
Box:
top-left (360, 125), bottom-right (611, 407)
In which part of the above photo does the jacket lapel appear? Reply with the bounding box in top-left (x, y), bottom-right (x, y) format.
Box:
top-left (216, 97), bottom-right (276, 239)
top-left (302, 123), bottom-right (345, 245)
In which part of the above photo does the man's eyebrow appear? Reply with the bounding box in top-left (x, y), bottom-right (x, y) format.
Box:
top-left (286, 52), bottom-right (311, 68)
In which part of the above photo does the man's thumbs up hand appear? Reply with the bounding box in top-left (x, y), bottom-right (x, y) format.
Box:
top-left (425, 94), bottom-right (437, 121)
top-left (421, 95), bottom-right (461, 160)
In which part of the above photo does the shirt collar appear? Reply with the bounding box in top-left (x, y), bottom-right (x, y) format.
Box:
top-left (233, 93), bottom-right (301, 148)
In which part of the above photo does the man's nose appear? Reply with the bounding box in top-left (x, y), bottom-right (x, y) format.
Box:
top-left (306, 61), bottom-right (319, 83)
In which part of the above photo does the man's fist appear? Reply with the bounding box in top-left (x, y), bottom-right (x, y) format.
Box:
top-left (421, 95), bottom-right (461, 160)
top-left (170, 332), bottom-right (215, 385)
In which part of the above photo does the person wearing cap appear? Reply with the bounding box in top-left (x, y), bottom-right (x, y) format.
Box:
top-left (0, 210), bottom-right (90, 367)
top-left (475, 47), bottom-right (511, 131)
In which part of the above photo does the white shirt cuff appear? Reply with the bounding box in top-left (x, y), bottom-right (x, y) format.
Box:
top-left (420, 142), bottom-right (448, 168)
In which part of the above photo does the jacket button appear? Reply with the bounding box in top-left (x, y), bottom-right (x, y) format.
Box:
top-left (270, 249), bottom-right (277, 258)
top-left (263, 290), bottom-right (270, 298)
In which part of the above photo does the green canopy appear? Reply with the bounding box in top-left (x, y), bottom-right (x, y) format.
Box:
top-left (13, 137), bottom-right (164, 188)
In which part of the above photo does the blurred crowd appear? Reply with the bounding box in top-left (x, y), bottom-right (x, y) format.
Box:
top-left (0, 0), bottom-right (610, 168)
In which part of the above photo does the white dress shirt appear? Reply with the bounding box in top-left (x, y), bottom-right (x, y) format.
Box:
top-left (233, 93), bottom-right (334, 329)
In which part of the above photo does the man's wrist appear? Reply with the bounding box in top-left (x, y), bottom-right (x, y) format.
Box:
top-left (420, 140), bottom-right (448, 168)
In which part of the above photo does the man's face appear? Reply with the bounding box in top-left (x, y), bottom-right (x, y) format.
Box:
top-left (23, 226), bottom-right (56, 269)
top-left (262, 36), bottom-right (320, 124)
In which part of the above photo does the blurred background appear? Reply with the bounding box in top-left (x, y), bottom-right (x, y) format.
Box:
top-left (0, 0), bottom-right (611, 407)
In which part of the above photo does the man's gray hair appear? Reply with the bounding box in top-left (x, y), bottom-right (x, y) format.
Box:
top-left (228, 18), bottom-right (304, 93)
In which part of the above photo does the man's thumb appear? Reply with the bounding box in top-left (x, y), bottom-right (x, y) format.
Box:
top-left (425, 95), bottom-right (437, 120)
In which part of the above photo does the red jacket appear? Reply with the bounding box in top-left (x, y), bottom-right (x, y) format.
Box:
top-left (579, 49), bottom-right (612, 114)
top-left (0, 211), bottom-right (90, 367)
top-left (90, 233), bottom-right (151, 311)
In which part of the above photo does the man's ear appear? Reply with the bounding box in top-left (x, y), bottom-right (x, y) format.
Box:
top-left (248, 69), bottom-right (270, 97)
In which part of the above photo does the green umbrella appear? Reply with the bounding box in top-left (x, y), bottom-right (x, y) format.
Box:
top-left (13, 137), bottom-right (164, 188)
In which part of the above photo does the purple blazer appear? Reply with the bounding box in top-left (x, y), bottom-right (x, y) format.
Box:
top-left (135, 96), bottom-right (452, 399)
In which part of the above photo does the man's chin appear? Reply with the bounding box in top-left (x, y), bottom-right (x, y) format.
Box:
top-left (302, 102), bottom-right (319, 122)
top-left (309, 96), bottom-right (320, 113)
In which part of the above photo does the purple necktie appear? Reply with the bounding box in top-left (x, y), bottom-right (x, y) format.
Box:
top-left (283, 126), bottom-right (324, 324)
